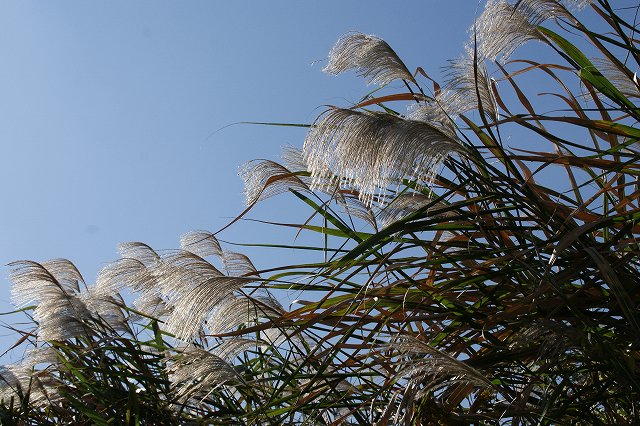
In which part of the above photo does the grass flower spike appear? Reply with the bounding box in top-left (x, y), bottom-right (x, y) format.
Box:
top-left (475, 0), bottom-right (574, 61)
top-left (323, 32), bottom-right (416, 85)
top-left (304, 108), bottom-right (464, 203)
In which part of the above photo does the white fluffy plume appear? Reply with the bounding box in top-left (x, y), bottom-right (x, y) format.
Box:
top-left (8, 260), bottom-right (95, 341)
top-left (323, 32), bottom-right (416, 86)
top-left (475, 0), bottom-right (576, 61)
top-left (303, 108), bottom-right (465, 204)
top-left (239, 158), bottom-right (310, 206)
top-left (168, 347), bottom-right (238, 401)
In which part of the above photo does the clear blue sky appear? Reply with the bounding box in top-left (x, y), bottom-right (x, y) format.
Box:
top-left (0, 1), bottom-right (480, 349)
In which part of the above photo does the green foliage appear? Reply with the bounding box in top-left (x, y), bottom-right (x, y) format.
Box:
top-left (2, 0), bottom-right (640, 424)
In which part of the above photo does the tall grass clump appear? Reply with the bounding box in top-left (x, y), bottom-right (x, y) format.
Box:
top-left (2, 0), bottom-right (639, 424)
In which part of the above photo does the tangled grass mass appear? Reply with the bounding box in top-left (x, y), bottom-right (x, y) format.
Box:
top-left (2, 1), bottom-right (640, 424)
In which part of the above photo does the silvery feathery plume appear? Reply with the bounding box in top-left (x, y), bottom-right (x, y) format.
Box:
top-left (25, 370), bottom-right (60, 407)
top-left (100, 241), bottom-right (177, 317)
top-left (95, 253), bottom-right (161, 319)
top-left (281, 145), bottom-right (348, 202)
top-left (475, 0), bottom-right (575, 62)
top-left (155, 251), bottom-right (257, 341)
top-left (133, 294), bottom-right (173, 319)
top-left (25, 346), bottom-right (60, 368)
top-left (37, 294), bottom-right (94, 341)
top-left (100, 247), bottom-right (219, 339)
top-left (108, 242), bottom-right (170, 313)
top-left (212, 338), bottom-right (259, 361)
top-left (239, 158), bottom-right (311, 206)
top-left (323, 32), bottom-right (416, 86)
top-left (118, 242), bottom-right (160, 268)
top-left (590, 58), bottom-right (640, 98)
top-left (377, 193), bottom-right (454, 229)
top-left (180, 230), bottom-right (223, 259)
top-left (0, 364), bottom-right (60, 407)
top-left (95, 257), bottom-right (167, 324)
top-left (441, 50), bottom-right (499, 121)
top-left (39, 258), bottom-right (83, 293)
top-left (240, 146), bottom-right (346, 208)
top-left (0, 364), bottom-right (26, 401)
top-left (207, 295), bottom-right (282, 335)
top-left (406, 101), bottom-right (458, 140)
top-left (100, 235), bottom-right (263, 340)
top-left (336, 194), bottom-right (379, 231)
top-left (168, 347), bottom-right (239, 401)
top-left (0, 365), bottom-right (36, 405)
top-left (281, 145), bottom-right (308, 173)
top-left (390, 335), bottom-right (494, 394)
top-left (10, 259), bottom-right (83, 307)
top-left (9, 260), bottom-right (95, 341)
top-left (387, 336), bottom-right (494, 426)
top-left (222, 251), bottom-right (258, 277)
top-left (81, 288), bottom-right (129, 334)
top-left (304, 108), bottom-right (465, 204)
top-left (96, 257), bottom-right (150, 294)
